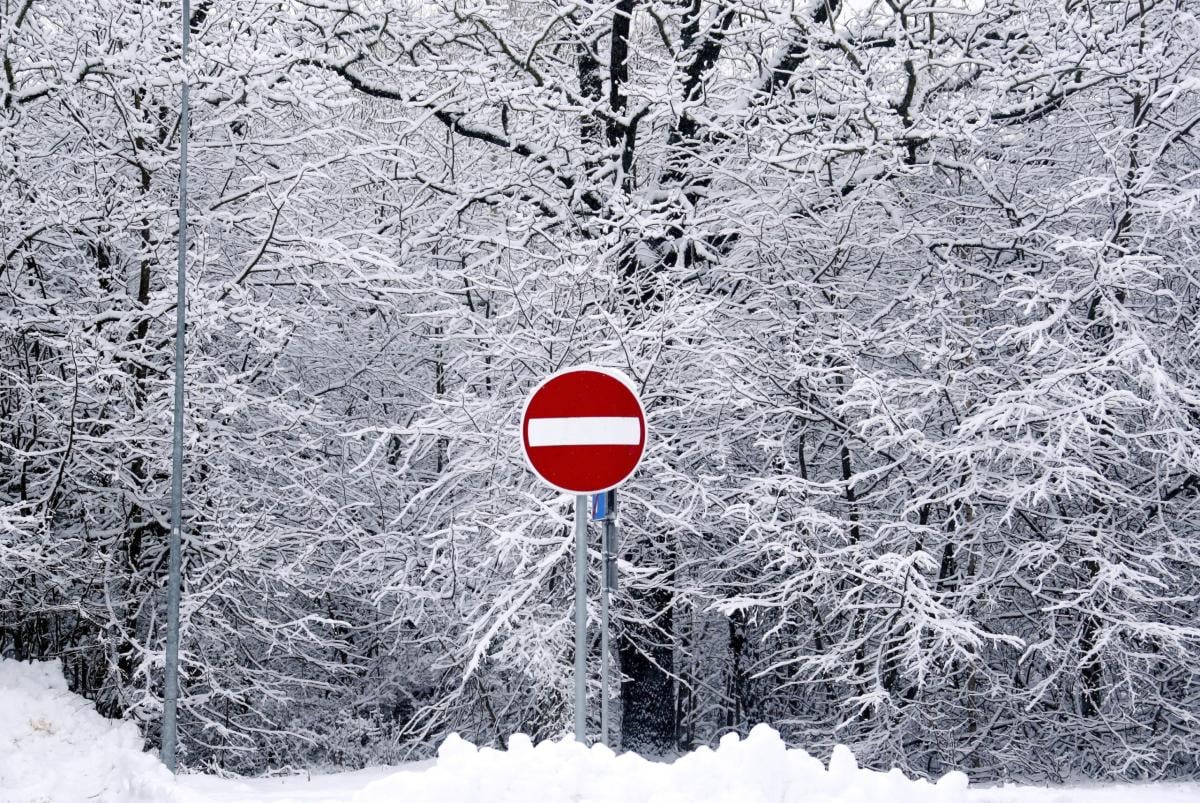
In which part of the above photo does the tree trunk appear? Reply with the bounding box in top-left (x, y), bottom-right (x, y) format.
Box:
top-left (618, 584), bottom-right (675, 753)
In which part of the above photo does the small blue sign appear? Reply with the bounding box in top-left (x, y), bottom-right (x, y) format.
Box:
top-left (591, 492), bottom-right (608, 521)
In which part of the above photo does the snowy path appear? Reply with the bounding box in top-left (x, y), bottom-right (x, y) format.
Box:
top-left (175, 766), bottom-right (423, 802)
top-left (172, 767), bottom-right (1200, 803)
top-left (966, 783), bottom-right (1199, 803)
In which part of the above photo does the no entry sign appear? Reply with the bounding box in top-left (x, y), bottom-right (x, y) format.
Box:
top-left (521, 366), bottom-right (647, 494)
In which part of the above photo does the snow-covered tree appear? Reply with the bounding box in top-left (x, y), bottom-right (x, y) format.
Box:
top-left (2, 0), bottom-right (1197, 780)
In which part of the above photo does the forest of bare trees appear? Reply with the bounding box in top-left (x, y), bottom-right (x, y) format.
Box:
top-left (2, 0), bottom-right (1199, 782)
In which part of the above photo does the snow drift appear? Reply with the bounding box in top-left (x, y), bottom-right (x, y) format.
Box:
top-left (5, 658), bottom-right (1200, 803)
top-left (3, 658), bottom-right (973, 803)
top-left (0, 658), bottom-right (176, 803)
top-left (350, 727), bottom-right (969, 803)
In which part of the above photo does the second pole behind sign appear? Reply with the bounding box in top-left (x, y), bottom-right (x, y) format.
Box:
top-left (521, 366), bottom-right (646, 744)
top-left (598, 490), bottom-right (617, 747)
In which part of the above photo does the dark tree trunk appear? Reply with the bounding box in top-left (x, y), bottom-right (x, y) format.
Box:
top-left (618, 584), bottom-right (675, 754)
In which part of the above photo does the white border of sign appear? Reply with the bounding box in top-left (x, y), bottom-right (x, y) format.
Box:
top-left (520, 364), bottom-right (648, 495)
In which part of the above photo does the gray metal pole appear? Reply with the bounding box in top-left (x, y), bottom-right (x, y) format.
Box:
top-left (162, 0), bottom-right (190, 773)
top-left (600, 527), bottom-right (611, 747)
top-left (601, 492), bottom-right (617, 748)
top-left (574, 494), bottom-right (587, 742)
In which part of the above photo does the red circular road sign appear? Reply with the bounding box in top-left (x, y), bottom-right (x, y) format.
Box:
top-left (521, 366), bottom-right (647, 494)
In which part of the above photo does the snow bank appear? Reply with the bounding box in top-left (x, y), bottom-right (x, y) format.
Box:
top-left (6, 657), bottom-right (966, 803)
top-left (10, 658), bottom-right (1192, 803)
top-left (0, 658), bottom-right (176, 803)
top-left (351, 726), bottom-right (968, 803)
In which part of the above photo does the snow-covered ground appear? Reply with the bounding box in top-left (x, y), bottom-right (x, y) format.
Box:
top-left (4, 659), bottom-right (1198, 803)
top-left (1, 659), bottom-right (176, 803)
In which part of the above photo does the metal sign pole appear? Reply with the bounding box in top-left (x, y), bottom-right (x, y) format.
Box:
top-left (600, 528), bottom-right (611, 746)
top-left (600, 490), bottom-right (616, 747)
top-left (574, 494), bottom-right (587, 742)
top-left (162, 0), bottom-right (190, 773)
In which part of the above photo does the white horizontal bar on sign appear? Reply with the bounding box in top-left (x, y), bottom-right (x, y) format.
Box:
top-left (527, 417), bottom-right (641, 447)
